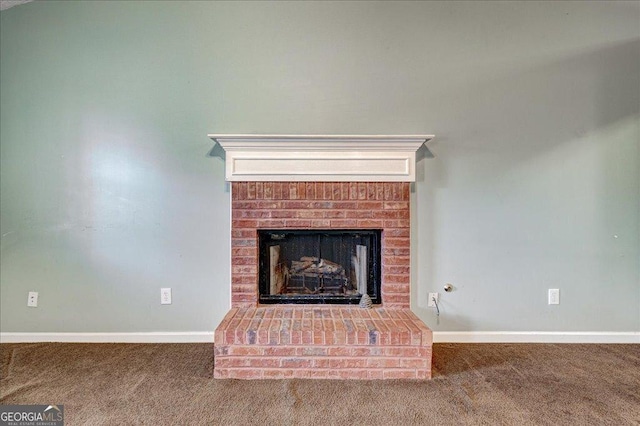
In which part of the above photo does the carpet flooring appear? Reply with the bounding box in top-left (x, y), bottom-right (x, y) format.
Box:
top-left (1, 343), bottom-right (639, 425)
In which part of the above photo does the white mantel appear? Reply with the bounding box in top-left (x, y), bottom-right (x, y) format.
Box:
top-left (208, 134), bottom-right (434, 182)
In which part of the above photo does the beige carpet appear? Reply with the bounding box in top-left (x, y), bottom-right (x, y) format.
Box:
top-left (1, 343), bottom-right (638, 425)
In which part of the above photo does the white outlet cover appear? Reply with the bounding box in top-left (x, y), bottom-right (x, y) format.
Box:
top-left (161, 288), bottom-right (172, 305)
top-left (27, 291), bottom-right (38, 307)
top-left (548, 289), bottom-right (560, 305)
top-left (428, 292), bottom-right (439, 307)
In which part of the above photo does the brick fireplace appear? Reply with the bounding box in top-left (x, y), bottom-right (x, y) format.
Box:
top-left (210, 135), bottom-right (434, 379)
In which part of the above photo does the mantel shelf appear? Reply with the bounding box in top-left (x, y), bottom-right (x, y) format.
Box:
top-left (208, 134), bottom-right (434, 182)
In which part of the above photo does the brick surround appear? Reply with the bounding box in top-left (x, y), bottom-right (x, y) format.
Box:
top-left (231, 182), bottom-right (411, 309)
top-left (215, 181), bottom-right (433, 379)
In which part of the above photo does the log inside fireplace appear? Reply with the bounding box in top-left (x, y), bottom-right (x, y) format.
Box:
top-left (258, 229), bottom-right (381, 304)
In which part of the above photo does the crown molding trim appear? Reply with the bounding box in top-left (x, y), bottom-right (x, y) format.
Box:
top-left (208, 134), bottom-right (434, 182)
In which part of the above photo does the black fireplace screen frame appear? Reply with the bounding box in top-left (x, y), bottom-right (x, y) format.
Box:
top-left (258, 229), bottom-right (382, 305)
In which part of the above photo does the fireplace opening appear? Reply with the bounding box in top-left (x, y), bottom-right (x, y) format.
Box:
top-left (258, 229), bottom-right (382, 304)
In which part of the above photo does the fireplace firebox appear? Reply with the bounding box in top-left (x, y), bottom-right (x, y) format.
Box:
top-left (258, 229), bottom-right (381, 304)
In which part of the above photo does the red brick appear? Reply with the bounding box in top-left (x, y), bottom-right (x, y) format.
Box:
top-left (255, 182), bottom-right (264, 199)
top-left (293, 370), bottom-right (316, 379)
top-left (383, 293), bottom-right (410, 303)
top-left (349, 183), bottom-right (358, 199)
top-left (231, 265), bottom-right (257, 274)
top-left (332, 201), bottom-right (357, 210)
top-left (383, 283), bottom-right (411, 293)
top-left (383, 266), bottom-right (410, 275)
top-left (356, 183), bottom-right (366, 200)
top-left (231, 228), bottom-right (257, 238)
top-left (366, 183), bottom-right (377, 200)
top-left (289, 183), bottom-right (298, 199)
top-left (400, 358), bottom-right (429, 369)
top-left (383, 255), bottom-right (410, 266)
top-left (231, 293), bottom-right (257, 302)
top-left (297, 183), bottom-right (307, 199)
top-left (368, 370), bottom-right (385, 379)
top-left (232, 219), bottom-right (259, 228)
top-left (231, 238), bottom-right (256, 247)
top-left (337, 369), bottom-right (369, 379)
top-left (331, 183), bottom-right (342, 200)
top-left (214, 346), bottom-right (229, 356)
top-left (373, 210), bottom-right (401, 219)
top-left (375, 183), bottom-right (385, 200)
top-left (367, 358), bottom-right (400, 369)
top-left (230, 279), bottom-right (251, 289)
top-left (232, 257), bottom-right (256, 265)
top-left (330, 219), bottom-right (358, 228)
top-left (345, 210), bottom-right (373, 219)
top-left (383, 201), bottom-right (409, 210)
top-left (235, 182), bottom-right (247, 200)
top-left (402, 183), bottom-right (410, 201)
top-left (216, 357), bottom-right (279, 368)
top-left (357, 201), bottom-right (383, 210)
top-left (357, 219), bottom-right (384, 228)
top-left (227, 369), bottom-right (263, 379)
top-left (309, 369), bottom-right (331, 379)
top-left (296, 210), bottom-right (324, 219)
top-left (274, 183), bottom-right (284, 199)
top-left (257, 219), bottom-right (286, 228)
top-left (281, 358), bottom-right (314, 368)
top-left (305, 182), bottom-right (315, 199)
top-left (311, 220), bottom-right (332, 228)
top-left (284, 219), bottom-right (312, 228)
top-left (383, 274), bottom-right (410, 284)
top-left (301, 330), bottom-right (313, 345)
top-left (383, 228), bottom-right (410, 238)
top-left (384, 219), bottom-right (410, 228)
top-left (384, 238), bottom-right (410, 248)
top-left (383, 248), bottom-right (410, 256)
top-left (232, 284), bottom-right (255, 293)
top-left (228, 346), bottom-right (263, 356)
top-left (383, 370), bottom-right (417, 379)
top-left (323, 183), bottom-right (333, 199)
top-left (324, 210), bottom-right (346, 218)
top-left (270, 210), bottom-right (298, 219)
top-left (247, 182), bottom-right (256, 199)
top-left (262, 369), bottom-right (294, 379)
top-left (233, 209), bottom-right (270, 219)
top-left (232, 247), bottom-right (256, 257)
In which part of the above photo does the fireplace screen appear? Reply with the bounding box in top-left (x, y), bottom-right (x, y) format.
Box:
top-left (258, 230), bottom-right (381, 304)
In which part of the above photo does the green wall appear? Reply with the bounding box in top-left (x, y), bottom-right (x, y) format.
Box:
top-left (1, 1), bottom-right (638, 334)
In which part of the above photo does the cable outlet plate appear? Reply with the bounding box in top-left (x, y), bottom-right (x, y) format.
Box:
top-left (161, 288), bottom-right (172, 305)
top-left (428, 292), bottom-right (439, 307)
top-left (27, 291), bottom-right (38, 307)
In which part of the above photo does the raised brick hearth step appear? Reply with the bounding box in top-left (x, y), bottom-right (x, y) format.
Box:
top-left (214, 306), bottom-right (433, 379)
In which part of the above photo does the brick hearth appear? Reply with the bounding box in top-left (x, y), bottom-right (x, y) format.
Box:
top-left (214, 307), bottom-right (432, 379)
top-left (214, 181), bottom-right (433, 379)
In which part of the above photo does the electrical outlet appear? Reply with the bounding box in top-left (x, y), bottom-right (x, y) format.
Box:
top-left (428, 292), bottom-right (439, 307)
top-left (161, 288), bottom-right (172, 305)
top-left (27, 291), bottom-right (38, 307)
top-left (548, 288), bottom-right (560, 305)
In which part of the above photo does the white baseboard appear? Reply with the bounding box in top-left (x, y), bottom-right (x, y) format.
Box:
top-left (432, 331), bottom-right (640, 344)
top-left (1, 331), bottom-right (638, 344)
top-left (0, 332), bottom-right (214, 344)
